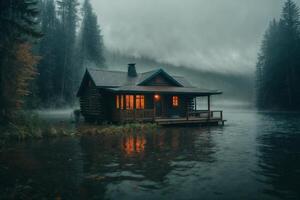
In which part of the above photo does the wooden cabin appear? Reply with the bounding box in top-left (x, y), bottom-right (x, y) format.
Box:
top-left (77, 64), bottom-right (225, 125)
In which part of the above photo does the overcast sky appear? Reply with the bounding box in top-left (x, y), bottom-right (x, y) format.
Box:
top-left (90, 0), bottom-right (299, 74)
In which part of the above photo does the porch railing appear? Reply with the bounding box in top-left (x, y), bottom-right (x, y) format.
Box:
top-left (114, 109), bottom-right (155, 122)
top-left (114, 109), bottom-right (223, 123)
top-left (188, 110), bottom-right (223, 120)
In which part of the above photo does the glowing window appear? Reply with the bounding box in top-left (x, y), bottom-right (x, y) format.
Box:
top-left (120, 95), bottom-right (124, 109)
top-left (126, 95), bottom-right (134, 110)
top-left (136, 95), bottom-right (145, 109)
top-left (116, 95), bottom-right (120, 109)
top-left (172, 96), bottom-right (179, 107)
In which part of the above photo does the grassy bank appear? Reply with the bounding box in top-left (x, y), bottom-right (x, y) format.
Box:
top-left (0, 112), bottom-right (76, 142)
top-left (0, 112), bottom-right (159, 142)
top-left (78, 123), bottom-right (158, 136)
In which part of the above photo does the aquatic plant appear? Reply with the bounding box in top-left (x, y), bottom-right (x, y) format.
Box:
top-left (0, 111), bottom-right (76, 141)
top-left (77, 123), bottom-right (158, 135)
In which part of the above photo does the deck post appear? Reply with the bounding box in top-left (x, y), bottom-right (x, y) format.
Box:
top-left (208, 95), bottom-right (211, 120)
top-left (186, 96), bottom-right (189, 120)
top-left (134, 94), bottom-right (136, 121)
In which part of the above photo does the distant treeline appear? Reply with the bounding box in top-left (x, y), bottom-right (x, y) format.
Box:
top-left (256, 0), bottom-right (300, 110)
top-left (0, 0), bottom-right (105, 122)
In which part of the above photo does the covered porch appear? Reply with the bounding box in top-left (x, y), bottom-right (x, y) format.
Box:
top-left (155, 110), bottom-right (225, 125)
top-left (153, 94), bottom-right (224, 125)
top-left (112, 92), bottom-right (225, 126)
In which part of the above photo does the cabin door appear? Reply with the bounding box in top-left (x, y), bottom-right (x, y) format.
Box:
top-left (154, 95), bottom-right (163, 118)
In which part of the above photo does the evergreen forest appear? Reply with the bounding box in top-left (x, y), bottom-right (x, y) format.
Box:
top-left (256, 0), bottom-right (300, 110)
top-left (0, 0), bottom-right (105, 124)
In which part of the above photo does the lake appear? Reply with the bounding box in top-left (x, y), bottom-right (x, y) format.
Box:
top-left (0, 110), bottom-right (300, 200)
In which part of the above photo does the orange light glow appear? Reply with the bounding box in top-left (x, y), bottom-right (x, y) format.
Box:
top-left (126, 95), bottom-right (134, 110)
top-left (116, 95), bottom-right (120, 109)
top-left (120, 95), bottom-right (124, 109)
top-left (172, 96), bottom-right (179, 107)
top-left (123, 135), bottom-right (146, 155)
top-left (136, 95), bottom-right (145, 109)
top-left (154, 94), bottom-right (160, 101)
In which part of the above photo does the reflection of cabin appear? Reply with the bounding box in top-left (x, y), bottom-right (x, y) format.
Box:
top-left (77, 64), bottom-right (225, 125)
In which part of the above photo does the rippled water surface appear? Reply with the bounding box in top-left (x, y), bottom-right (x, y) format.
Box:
top-left (1, 110), bottom-right (300, 200)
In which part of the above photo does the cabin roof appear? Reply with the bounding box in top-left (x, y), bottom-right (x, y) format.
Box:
top-left (77, 67), bottom-right (222, 96)
top-left (87, 68), bottom-right (193, 88)
top-left (107, 86), bottom-right (222, 95)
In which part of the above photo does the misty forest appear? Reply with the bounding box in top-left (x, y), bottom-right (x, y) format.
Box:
top-left (1, 0), bottom-right (300, 200)
top-left (256, 0), bottom-right (300, 110)
top-left (0, 0), bottom-right (104, 122)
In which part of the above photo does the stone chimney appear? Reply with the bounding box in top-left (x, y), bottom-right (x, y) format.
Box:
top-left (128, 63), bottom-right (137, 77)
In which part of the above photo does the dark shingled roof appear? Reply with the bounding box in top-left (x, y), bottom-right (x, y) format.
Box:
top-left (87, 68), bottom-right (193, 87)
top-left (80, 68), bottom-right (222, 96)
top-left (107, 86), bottom-right (222, 95)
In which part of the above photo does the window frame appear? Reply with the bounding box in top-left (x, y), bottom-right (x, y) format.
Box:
top-left (136, 95), bottom-right (145, 110)
top-left (116, 94), bottom-right (145, 110)
top-left (172, 96), bottom-right (179, 107)
top-left (116, 95), bottom-right (120, 109)
top-left (116, 95), bottom-right (125, 110)
top-left (126, 95), bottom-right (134, 110)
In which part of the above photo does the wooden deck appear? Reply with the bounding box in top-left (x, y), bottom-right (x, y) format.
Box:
top-left (155, 117), bottom-right (226, 126)
top-left (155, 110), bottom-right (225, 126)
top-left (155, 111), bottom-right (226, 125)
top-left (113, 109), bottom-right (225, 126)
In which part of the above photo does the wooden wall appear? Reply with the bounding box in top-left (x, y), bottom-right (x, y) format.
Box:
top-left (161, 95), bottom-right (187, 117)
top-left (79, 86), bottom-right (108, 122)
top-left (80, 90), bottom-right (195, 123)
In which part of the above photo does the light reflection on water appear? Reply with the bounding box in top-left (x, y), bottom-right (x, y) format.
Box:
top-left (0, 110), bottom-right (300, 200)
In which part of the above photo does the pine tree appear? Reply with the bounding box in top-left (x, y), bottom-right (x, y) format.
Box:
top-left (280, 0), bottom-right (300, 107)
top-left (256, 20), bottom-right (282, 108)
top-left (37, 0), bottom-right (58, 106)
top-left (0, 0), bottom-right (41, 122)
top-left (55, 0), bottom-right (79, 105)
top-left (256, 0), bottom-right (300, 110)
top-left (78, 0), bottom-right (105, 69)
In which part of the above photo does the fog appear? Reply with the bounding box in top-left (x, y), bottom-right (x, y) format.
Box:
top-left (90, 0), bottom-right (298, 74)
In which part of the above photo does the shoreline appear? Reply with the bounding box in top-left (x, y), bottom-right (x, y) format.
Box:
top-left (0, 118), bottom-right (158, 143)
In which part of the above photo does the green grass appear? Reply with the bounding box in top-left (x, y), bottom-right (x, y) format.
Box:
top-left (78, 123), bottom-right (158, 135)
top-left (0, 111), bottom-right (158, 143)
top-left (0, 111), bottom-right (76, 142)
